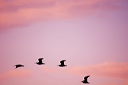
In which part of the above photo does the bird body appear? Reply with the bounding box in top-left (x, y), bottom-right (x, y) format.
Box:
top-left (82, 75), bottom-right (90, 84)
top-left (15, 64), bottom-right (24, 69)
top-left (58, 60), bottom-right (67, 67)
top-left (36, 58), bottom-right (45, 65)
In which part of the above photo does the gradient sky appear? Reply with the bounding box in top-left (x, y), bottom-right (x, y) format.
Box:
top-left (0, 0), bottom-right (128, 85)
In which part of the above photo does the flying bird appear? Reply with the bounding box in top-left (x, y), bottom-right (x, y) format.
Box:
top-left (14, 64), bottom-right (24, 69)
top-left (82, 75), bottom-right (90, 84)
top-left (36, 58), bottom-right (45, 65)
top-left (58, 60), bottom-right (67, 67)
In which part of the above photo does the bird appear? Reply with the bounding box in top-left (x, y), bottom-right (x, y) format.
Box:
top-left (82, 75), bottom-right (90, 84)
top-left (36, 58), bottom-right (45, 65)
top-left (14, 64), bottom-right (24, 69)
top-left (58, 60), bottom-right (67, 67)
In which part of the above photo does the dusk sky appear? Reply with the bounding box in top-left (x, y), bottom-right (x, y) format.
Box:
top-left (0, 0), bottom-right (128, 85)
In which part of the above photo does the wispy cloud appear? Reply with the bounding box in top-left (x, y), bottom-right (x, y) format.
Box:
top-left (68, 62), bottom-right (128, 80)
top-left (0, 69), bottom-right (33, 80)
top-left (0, 0), bottom-right (127, 29)
top-left (36, 62), bottom-right (128, 80)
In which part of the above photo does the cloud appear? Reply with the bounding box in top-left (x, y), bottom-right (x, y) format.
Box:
top-left (68, 62), bottom-right (128, 80)
top-left (124, 80), bottom-right (128, 85)
top-left (0, 0), bottom-right (127, 29)
top-left (0, 69), bottom-right (33, 80)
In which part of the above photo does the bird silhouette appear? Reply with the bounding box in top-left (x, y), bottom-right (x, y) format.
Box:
top-left (58, 60), bottom-right (67, 67)
top-left (14, 64), bottom-right (24, 69)
top-left (82, 75), bottom-right (90, 84)
top-left (36, 58), bottom-right (45, 65)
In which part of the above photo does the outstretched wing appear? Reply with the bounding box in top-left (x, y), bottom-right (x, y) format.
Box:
top-left (15, 64), bottom-right (24, 69)
top-left (38, 58), bottom-right (43, 63)
top-left (60, 60), bottom-right (66, 65)
top-left (83, 75), bottom-right (90, 83)
top-left (16, 64), bottom-right (24, 67)
top-left (84, 75), bottom-right (90, 80)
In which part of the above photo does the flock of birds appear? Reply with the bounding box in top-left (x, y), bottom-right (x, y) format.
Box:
top-left (14, 58), bottom-right (90, 84)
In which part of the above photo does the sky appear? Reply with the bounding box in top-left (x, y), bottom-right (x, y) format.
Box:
top-left (0, 0), bottom-right (128, 85)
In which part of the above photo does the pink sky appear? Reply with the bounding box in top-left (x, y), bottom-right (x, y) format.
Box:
top-left (0, 0), bottom-right (128, 85)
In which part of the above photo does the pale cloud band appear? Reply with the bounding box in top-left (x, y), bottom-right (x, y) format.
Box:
top-left (68, 62), bottom-right (128, 80)
top-left (0, 0), bottom-right (127, 29)
top-left (37, 62), bottom-right (128, 80)
top-left (0, 62), bottom-right (128, 85)
top-left (0, 69), bottom-right (33, 80)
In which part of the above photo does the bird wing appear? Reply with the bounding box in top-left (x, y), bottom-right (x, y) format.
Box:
top-left (38, 58), bottom-right (43, 63)
top-left (16, 64), bottom-right (23, 66)
top-left (15, 64), bottom-right (24, 67)
top-left (84, 75), bottom-right (90, 79)
top-left (60, 60), bottom-right (66, 65)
